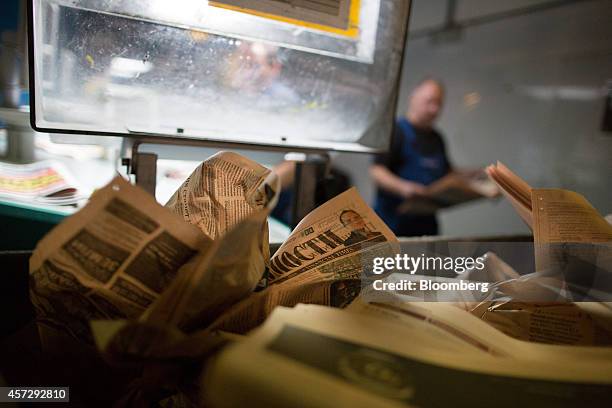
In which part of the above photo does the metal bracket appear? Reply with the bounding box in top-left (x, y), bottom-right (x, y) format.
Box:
top-left (121, 139), bottom-right (158, 196)
top-left (0, 108), bottom-right (35, 163)
top-left (289, 152), bottom-right (330, 227)
top-left (119, 135), bottom-right (332, 212)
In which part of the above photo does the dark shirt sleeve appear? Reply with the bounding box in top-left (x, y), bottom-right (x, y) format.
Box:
top-left (374, 123), bottom-right (403, 173)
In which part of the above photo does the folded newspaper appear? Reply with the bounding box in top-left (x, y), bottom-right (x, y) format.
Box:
top-left (480, 161), bottom-right (612, 345)
top-left (203, 304), bottom-right (612, 408)
top-left (30, 151), bottom-right (279, 342)
top-left (0, 160), bottom-right (83, 205)
top-left (486, 161), bottom-right (612, 246)
top-left (268, 187), bottom-right (399, 286)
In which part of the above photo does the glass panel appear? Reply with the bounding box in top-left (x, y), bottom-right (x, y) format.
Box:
top-left (30, 0), bottom-right (410, 152)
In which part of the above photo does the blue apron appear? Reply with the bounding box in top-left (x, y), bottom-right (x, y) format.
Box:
top-left (375, 119), bottom-right (448, 236)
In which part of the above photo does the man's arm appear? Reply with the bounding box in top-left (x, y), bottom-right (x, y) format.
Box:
top-left (273, 161), bottom-right (296, 190)
top-left (370, 164), bottom-right (426, 199)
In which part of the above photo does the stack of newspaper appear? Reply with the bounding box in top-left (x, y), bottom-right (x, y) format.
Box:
top-left (27, 153), bottom-right (612, 406)
top-left (0, 160), bottom-right (83, 205)
top-left (203, 302), bottom-right (612, 407)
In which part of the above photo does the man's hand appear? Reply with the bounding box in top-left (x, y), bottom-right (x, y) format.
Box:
top-left (399, 180), bottom-right (427, 199)
top-left (454, 168), bottom-right (486, 179)
top-left (370, 164), bottom-right (428, 200)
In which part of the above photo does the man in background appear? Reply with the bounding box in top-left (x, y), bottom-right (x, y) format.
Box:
top-left (370, 78), bottom-right (452, 236)
top-left (271, 160), bottom-right (351, 227)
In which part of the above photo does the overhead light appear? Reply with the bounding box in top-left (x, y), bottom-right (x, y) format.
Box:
top-left (516, 85), bottom-right (604, 102)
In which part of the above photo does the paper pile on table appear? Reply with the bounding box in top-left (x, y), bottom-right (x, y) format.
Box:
top-left (0, 160), bottom-right (83, 205)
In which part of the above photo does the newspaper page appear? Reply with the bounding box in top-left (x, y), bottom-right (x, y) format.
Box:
top-left (477, 301), bottom-right (612, 346)
top-left (531, 188), bottom-right (612, 271)
top-left (207, 279), bottom-right (361, 334)
top-left (166, 151), bottom-right (272, 240)
top-left (29, 176), bottom-right (211, 342)
top-left (532, 189), bottom-right (612, 244)
top-left (144, 153), bottom-right (280, 330)
top-left (143, 204), bottom-right (277, 331)
top-left (203, 305), bottom-right (612, 408)
top-left (467, 269), bottom-right (612, 346)
top-left (268, 187), bottom-right (399, 286)
top-left (486, 162), bottom-right (533, 228)
top-left (349, 297), bottom-right (612, 353)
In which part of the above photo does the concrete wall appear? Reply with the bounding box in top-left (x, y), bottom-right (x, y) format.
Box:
top-left (336, 0), bottom-right (612, 237)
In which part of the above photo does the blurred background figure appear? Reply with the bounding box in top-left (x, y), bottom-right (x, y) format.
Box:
top-left (370, 78), bottom-right (452, 236)
top-left (225, 42), bottom-right (281, 93)
top-left (224, 41), bottom-right (299, 108)
top-left (271, 160), bottom-right (351, 227)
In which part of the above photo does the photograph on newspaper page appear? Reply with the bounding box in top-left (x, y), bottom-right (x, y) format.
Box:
top-left (268, 187), bottom-right (399, 286)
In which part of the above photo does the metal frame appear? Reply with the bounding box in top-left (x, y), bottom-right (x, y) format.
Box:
top-left (118, 135), bottom-right (331, 197)
top-left (26, 0), bottom-right (413, 216)
top-left (290, 153), bottom-right (330, 227)
top-left (26, 0), bottom-right (412, 153)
